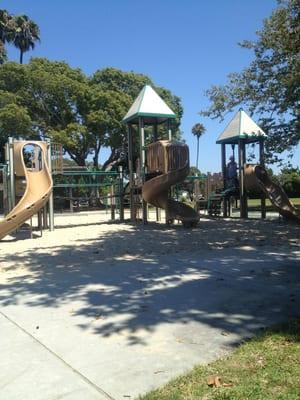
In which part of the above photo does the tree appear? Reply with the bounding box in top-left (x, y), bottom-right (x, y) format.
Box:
top-left (87, 88), bottom-right (131, 168)
top-left (0, 42), bottom-right (6, 64)
top-left (191, 123), bottom-right (206, 170)
top-left (0, 59), bottom-right (94, 165)
top-left (12, 15), bottom-right (40, 64)
top-left (189, 166), bottom-right (202, 176)
top-left (201, 0), bottom-right (300, 164)
top-left (0, 60), bottom-right (184, 169)
top-left (0, 90), bottom-right (32, 162)
top-left (0, 9), bottom-right (14, 63)
top-left (278, 167), bottom-right (300, 197)
top-left (91, 67), bottom-right (184, 168)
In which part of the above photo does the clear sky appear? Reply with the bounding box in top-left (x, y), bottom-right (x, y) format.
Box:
top-left (2, 0), bottom-right (298, 172)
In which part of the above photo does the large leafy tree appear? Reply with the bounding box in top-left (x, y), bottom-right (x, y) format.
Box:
top-left (0, 90), bottom-right (32, 162)
top-left (0, 59), bottom-right (94, 165)
top-left (201, 0), bottom-right (300, 164)
top-left (91, 67), bottom-right (184, 167)
top-left (0, 60), bottom-right (184, 168)
top-left (27, 59), bottom-right (94, 165)
top-left (92, 68), bottom-right (183, 133)
top-left (87, 88), bottom-right (131, 168)
top-left (12, 15), bottom-right (40, 64)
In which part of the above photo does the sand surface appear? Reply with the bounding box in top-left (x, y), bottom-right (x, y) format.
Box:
top-left (1, 210), bottom-right (299, 261)
top-left (0, 212), bottom-right (299, 399)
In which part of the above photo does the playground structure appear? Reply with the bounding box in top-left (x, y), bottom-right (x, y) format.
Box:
top-left (1, 95), bottom-right (298, 242)
top-left (123, 85), bottom-right (199, 227)
top-left (216, 109), bottom-right (300, 221)
top-left (244, 164), bottom-right (300, 220)
top-left (0, 139), bottom-right (126, 239)
top-left (0, 139), bottom-right (54, 240)
top-left (52, 168), bottom-right (124, 218)
top-left (50, 144), bottom-right (124, 215)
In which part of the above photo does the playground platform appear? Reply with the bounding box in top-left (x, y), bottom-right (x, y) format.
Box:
top-left (0, 212), bottom-right (299, 399)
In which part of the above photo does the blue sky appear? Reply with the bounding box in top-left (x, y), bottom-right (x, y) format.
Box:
top-left (2, 0), bottom-right (298, 172)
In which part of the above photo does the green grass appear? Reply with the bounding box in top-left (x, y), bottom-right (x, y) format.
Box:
top-left (248, 198), bottom-right (300, 207)
top-left (140, 319), bottom-right (300, 400)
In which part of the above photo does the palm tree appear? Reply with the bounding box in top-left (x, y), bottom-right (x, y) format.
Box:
top-left (192, 123), bottom-right (206, 171)
top-left (0, 9), bottom-right (14, 63)
top-left (12, 15), bottom-right (40, 64)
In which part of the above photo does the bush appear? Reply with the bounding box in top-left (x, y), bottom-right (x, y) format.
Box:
top-left (279, 168), bottom-right (300, 197)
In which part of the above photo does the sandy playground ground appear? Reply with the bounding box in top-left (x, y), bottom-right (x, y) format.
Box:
top-left (0, 210), bottom-right (299, 399)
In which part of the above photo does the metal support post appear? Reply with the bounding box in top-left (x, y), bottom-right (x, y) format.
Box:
top-left (69, 188), bottom-right (73, 212)
top-left (139, 117), bottom-right (147, 224)
top-left (259, 139), bottom-right (266, 219)
top-left (153, 122), bottom-right (158, 142)
top-left (8, 137), bottom-right (15, 211)
top-left (118, 166), bottom-right (124, 222)
top-left (110, 184), bottom-right (115, 221)
top-left (2, 164), bottom-right (9, 215)
top-left (167, 119), bottom-right (172, 141)
top-left (47, 139), bottom-right (54, 231)
top-left (239, 140), bottom-right (248, 218)
top-left (221, 143), bottom-right (228, 217)
top-left (42, 205), bottom-right (48, 228)
top-left (127, 125), bottom-right (135, 222)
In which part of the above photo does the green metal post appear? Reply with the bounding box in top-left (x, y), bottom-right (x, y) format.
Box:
top-left (127, 124), bottom-right (135, 222)
top-left (8, 137), bottom-right (15, 211)
top-left (110, 184), bottom-right (115, 221)
top-left (221, 143), bottom-right (228, 217)
top-left (239, 139), bottom-right (248, 218)
top-left (47, 139), bottom-right (54, 231)
top-left (139, 117), bottom-right (147, 224)
top-left (259, 139), bottom-right (266, 219)
top-left (167, 119), bottom-right (172, 141)
top-left (119, 166), bottom-right (124, 222)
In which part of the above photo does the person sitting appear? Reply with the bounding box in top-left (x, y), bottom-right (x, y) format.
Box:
top-left (226, 156), bottom-right (238, 188)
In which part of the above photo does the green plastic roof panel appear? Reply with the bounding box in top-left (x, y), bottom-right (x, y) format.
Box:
top-left (122, 85), bottom-right (176, 124)
top-left (216, 109), bottom-right (267, 144)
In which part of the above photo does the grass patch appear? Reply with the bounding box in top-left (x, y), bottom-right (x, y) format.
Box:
top-left (248, 198), bottom-right (300, 208)
top-left (140, 319), bottom-right (300, 400)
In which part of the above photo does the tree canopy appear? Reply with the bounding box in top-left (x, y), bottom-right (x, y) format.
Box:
top-left (201, 0), bottom-right (300, 164)
top-left (0, 60), bottom-right (183, 168)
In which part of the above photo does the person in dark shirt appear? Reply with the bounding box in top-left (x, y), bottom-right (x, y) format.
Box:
top-left (226, 156), bottom-right (238, 188)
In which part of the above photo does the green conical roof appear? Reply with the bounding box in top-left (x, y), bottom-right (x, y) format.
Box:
top-left (123, 85), bottom-right (176, 124)
top-left (216, 109), bottom-right (267, 144)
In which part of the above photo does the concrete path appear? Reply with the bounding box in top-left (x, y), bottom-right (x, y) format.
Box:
top-left (0, 312), bottom-right (111, 400)
top-left (0, 216), bottom-right (300, 399)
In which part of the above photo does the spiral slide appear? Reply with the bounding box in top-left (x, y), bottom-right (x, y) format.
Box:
top-left (245, 164), bottom-right (300, 221)
top-left (0, 141), bottom-right (53, 240)
top-left (142, 143), bottom-right (199, 227)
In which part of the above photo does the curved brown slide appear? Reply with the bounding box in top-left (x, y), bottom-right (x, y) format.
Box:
top-left (245, 164), bottom-right (300, 221)
top-left (142, 143), bottom-right (199, 227)
top-left (0, 141), bottom-right (53, 240)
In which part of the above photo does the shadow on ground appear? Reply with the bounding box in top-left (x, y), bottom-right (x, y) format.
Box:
top-left (0, 218), bottom-right (299, 346)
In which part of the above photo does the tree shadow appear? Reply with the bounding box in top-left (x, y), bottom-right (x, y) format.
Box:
top-left (0, 218), bottom-right (299, 346)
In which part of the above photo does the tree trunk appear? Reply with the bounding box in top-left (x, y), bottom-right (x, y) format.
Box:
top-left (68, 152), bottom-right (86, 167)
top-left (101, 149), bottom-right (116, 171)
top-left (93, 154), bottom-right (99, 169)
top-left (20, 50), bottom-right (23, 64)
top-left (196, 136), bottom-right (199, 170)
top-left (93, 143), bottom-right (101, 169)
